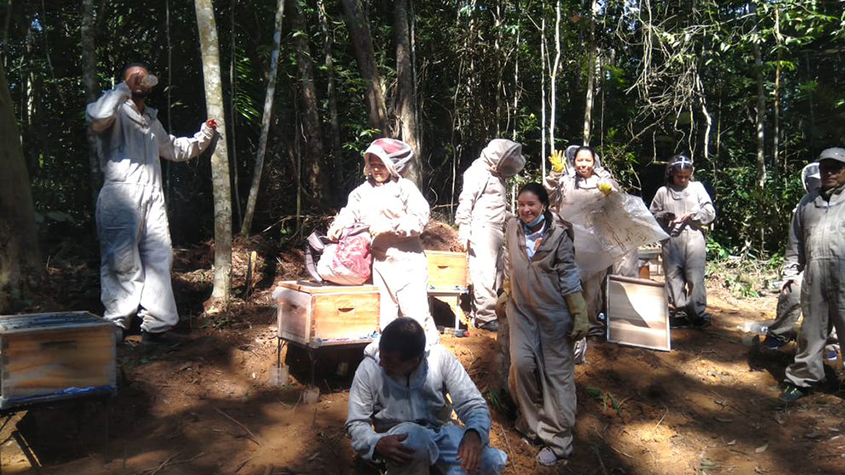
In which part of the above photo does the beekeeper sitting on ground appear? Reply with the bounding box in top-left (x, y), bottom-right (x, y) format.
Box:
top-left (455, 139), bottom-right (526, 332)
top-left (327, 139), bottom-right (438, 343)
top-left (86, 62), bottom-right (217, 343)
top-left (346, 317), bottom-right (507, 474)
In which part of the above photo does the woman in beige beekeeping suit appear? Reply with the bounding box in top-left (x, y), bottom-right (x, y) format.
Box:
top-left (455, 139), bottom-right (525, 332)
top-left (649, 154), bottom-right (716, 328)
top-left (328, 138), bottom-right (438, 343)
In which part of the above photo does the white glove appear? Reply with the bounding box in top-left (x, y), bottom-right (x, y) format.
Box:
top-left (458, 226), bottom-right (471, 251)
top-left (327, 225), bottom-right (343, 241)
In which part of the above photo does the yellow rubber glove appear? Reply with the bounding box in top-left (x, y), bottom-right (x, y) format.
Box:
top-left (549, 149), bottom-right (565, 173)
top-left (598, 181), bottom-right (613, 196)
top-left (564, 292), bottom-right (590, 341)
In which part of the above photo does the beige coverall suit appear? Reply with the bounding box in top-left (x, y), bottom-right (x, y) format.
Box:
top-left (455, 142), bottom-right (521, 325)
top-left (784, 183), bottom-right (845, 387)
top-left (331, 177), bottom-right (438, 340)
top-left (649, 181), bottom-right (716, 321)
top-left (503, 217), bottom-right (582, 458)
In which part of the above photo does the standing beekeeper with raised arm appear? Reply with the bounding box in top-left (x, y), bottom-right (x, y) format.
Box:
top-left (455, 139), bottom-right (526, 332)
top-left (327, 138), bottom-right (438, 344)
top-left (86, 62), bottom-right (217, 344)
top-left (779, 147), bottom-right (845, 402)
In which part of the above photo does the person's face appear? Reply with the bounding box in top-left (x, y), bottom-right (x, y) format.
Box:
top-left (517, 191), bottom-right (545, 225)
top-left (124, 65), bottom-right (151, 97)
top-left (672, 168), bottom-right (693, 188)
top-left (379, 351), bottom-right (421, 377)
top-left (574, 150), bottom-right (595, 179)
top-left (368, 157), bottom-right (390, 183)
top-left (818, 159), bottom-right (845, 190)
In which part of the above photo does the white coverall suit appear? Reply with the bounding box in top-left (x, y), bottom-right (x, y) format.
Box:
top-left (86, 83), bottom-right (215, 333)
top-left (649, 181), bottom-right (716, 321)
top-left (503, 216), bottom-right (582, 458)
top-left (783, 182), bottom-right (845, 388)
top-left (346, 342), bottom-right (507, 474)
top-left (331, 177), bottom-right (438, 340)
top-left (545, 166), bottom-right (624, 327)
top-left (455, 140), bottom-right (524, 325)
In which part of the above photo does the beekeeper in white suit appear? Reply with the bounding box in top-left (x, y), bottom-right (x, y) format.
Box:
top-left (328, 139), bottom-right (438, 343)
top-left (86, 63), bottom-right (217, 343)
top-left (649, 155), bottom-right (716, 328)
top-left (455, 139), bottom-right (525, 332)
top-left (346, 318), bottom-right (507, 474)
top-left (779, 147), bottom-right (845, 402)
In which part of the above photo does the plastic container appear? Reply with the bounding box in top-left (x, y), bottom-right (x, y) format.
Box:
top-left (741, 321), bottom-right (769, 335)
top-left (268, 365), bottom-right (289, 386)
top-left (140, 74), bottom-right (158, 88)
top-left (302, 386), bottom-right (320, 404)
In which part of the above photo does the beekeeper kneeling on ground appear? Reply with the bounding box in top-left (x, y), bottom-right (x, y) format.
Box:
top-left (346, 317), bottom-right (507, 474)
top-left (86, 62), bottom-right (217, 343)
top-left (455, 139), bottom-right (525, 332)
top-left (328, 139), bottom-right (438, 343)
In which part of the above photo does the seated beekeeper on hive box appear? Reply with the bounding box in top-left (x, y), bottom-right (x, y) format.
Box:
top-left (346, 317), bottom-right (507, 475)
top-left (86, 62), bottom-right (217, 343)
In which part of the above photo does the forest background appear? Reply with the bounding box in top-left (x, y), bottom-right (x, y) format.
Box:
top-left (1, 0), bottom-right (844, 310)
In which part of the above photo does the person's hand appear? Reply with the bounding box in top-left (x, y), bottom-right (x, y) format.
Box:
top-left (565, 292), bottom-right (590, 341)
top-left (369, 218), bottom-right (394, 237)
top-left (458, 226), bottom-right (471, 252)
top-left (781, 278), bottom-right (796, 295)
top-left (206, 118), bottom-right (218, 130)
top-left (327, 225), bottom-right (343, 241)
top-left (375, 434), bottom-right (415, 466)
top-left (673, 213), bottom-right (692, 224)
top-left (124, 71), bottom-right (143, 90)
top-left (549, 149), bottom-right (565, 173)
top-left (598, 181), bottom-right (613, 196)
top-left (457, 430), bottom-right (483, 473)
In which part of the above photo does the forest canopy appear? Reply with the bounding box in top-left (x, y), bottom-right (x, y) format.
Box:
top-left (3, 0), bottom-right (844, 254)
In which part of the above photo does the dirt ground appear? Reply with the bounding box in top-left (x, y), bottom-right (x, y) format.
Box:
top-left (2, 225), bottom-right (844, 475)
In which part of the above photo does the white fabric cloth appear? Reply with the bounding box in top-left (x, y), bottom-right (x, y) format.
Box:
top-left (87, 83), bottom-right (214, 332)
top-left (346, 342), bottom-right (506, 474)
top-left (331, 177), bottom-right (438, 343)
top-left (784, 184), bottom-right (845, 387)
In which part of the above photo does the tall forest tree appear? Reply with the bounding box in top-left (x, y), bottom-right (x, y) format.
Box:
top-left (0, 60), bottom-right (40, 313)
top-left (194, 0), bottom-right (232, 306)
top-left (393, 0), bottom-right (421, 185)
top-left (340, 0), bottom-right (387, 132)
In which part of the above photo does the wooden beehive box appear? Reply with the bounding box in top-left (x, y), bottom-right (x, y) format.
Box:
top-left (273, 281), bottom-right (380, 348)
top-left (0, 311), bottom-right (116, 410)
top-left (426, 251), bottom-right (468, 291)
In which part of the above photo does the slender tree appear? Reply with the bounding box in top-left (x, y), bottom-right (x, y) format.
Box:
top-left (393, 0), bottom-right (421, 185)
top-left (194, 0), bottom-right (233, 306)
top-left (241, 0), bottom-right (285, 237)
top-left (0, 60), bottom-right (41, 313)
top-left (340, 0), bottom-right (387, 132)
top-left (317, 0), bottom-right (342, 157)
top-left (81, 0), bottom-right (100, 211)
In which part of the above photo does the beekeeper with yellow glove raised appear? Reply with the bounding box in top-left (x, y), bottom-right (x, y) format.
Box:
top-left (455, 139), bottom-right (525, 332)
top-left (328, 138), bottom-right (438, 344)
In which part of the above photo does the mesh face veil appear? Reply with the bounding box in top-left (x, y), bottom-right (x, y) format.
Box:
top-left (363, 138), bottom-right (414, 178)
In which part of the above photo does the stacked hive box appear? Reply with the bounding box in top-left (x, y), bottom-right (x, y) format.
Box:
top-left (425, 251), bottom-right (469, 329)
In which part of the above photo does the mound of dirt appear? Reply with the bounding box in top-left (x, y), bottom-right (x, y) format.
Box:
top-left (421, 221), bottom-right (463, 251)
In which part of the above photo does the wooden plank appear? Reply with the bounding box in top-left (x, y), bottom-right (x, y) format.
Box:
top-left (311, 292), bottom-right (379, 340)
top-left (426, 251), bottom-right (467, 290)
top-left (276, 281), bottom-right (379, 294)
top-left (276, 289), bottom-right (313, 346)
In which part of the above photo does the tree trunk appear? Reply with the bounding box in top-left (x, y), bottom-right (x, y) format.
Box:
top-left (393, 0), bottom-right (421, 185)
top-left (81, 0), bottom-right (101, 213)
top-left (194, 0), bottom-right (232, 306)
top-left (773, 6), bottom-right (782, 171)
top-left (241, 0), bottom-right (285, 237)
top-left (582, 0), bottom-right (598, 145)
top-left (548, 1), bottom-right (561, 153)
top-left (540, 15), bottom-right (546, 182)
top-left (753, 41), bottom-right (765, 190)
top-left (0, 60), bottom-right (41, 313)
top-left (340, 0), bottom-right (387, 132)
top-left (289, 0), bottom-right (330, 204)
top-left (317, 0), bottom-right (342, 157)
